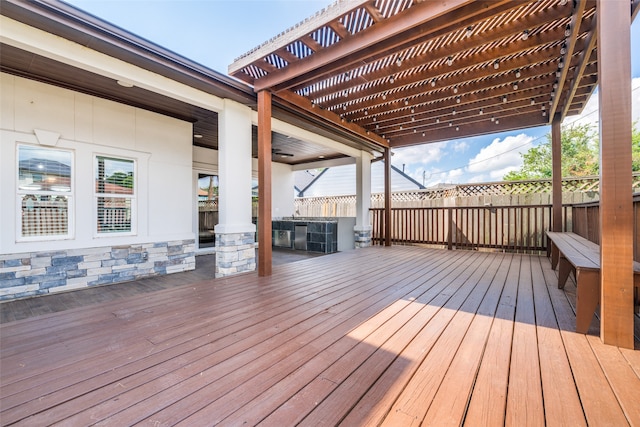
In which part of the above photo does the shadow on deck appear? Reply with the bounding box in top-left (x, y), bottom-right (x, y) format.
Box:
top-left (1, 246), bottom-right (639, 426)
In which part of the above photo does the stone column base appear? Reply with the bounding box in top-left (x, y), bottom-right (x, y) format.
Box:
top-left (215, 232), bottom-right (256, 278)
top-left (354, 225), bottom-right (372, 248)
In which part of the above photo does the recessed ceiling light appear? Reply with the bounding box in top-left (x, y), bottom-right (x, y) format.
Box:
top-left (117, 80), bottom-right (134, 88)
top-left (318, 155), bottom-right (325, 159)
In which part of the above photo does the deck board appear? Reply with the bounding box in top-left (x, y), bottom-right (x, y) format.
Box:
top-left (532, 256), bottom-right (586, 427)
top-left (1, 246), bottom-right (639, 426)
top-left (505, 255), bottom-right (545, 427)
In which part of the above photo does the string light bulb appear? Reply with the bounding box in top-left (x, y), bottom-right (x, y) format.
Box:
top-left (521, 29), bottom-right (529, 41)
top-left (446, 56), bottom-right (453, 66)
top-left (431, 79), bottom-right (436, 87)
top-left (515, 69), bottom-right (521, 78)
top-left (466, 26), bottom-right (473, 37)
top-left (493, 60), bottom-right (500, 70)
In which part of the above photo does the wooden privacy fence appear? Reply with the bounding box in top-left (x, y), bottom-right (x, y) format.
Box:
top-left (295, 173), bottom-right (640, 217)
top-left (371, 205), bottom-right (553, 253)
top-left (568, 194), bottom-right (640, 261)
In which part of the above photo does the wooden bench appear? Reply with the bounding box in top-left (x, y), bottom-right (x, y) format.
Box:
top-left (546, 231), bottom-right (640, 333)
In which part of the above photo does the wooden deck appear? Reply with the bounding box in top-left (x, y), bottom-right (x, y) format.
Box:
top-left (1, 246), bottom-right (639, 426)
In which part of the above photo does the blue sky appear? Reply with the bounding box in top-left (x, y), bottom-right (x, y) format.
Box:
top-left (67, 0), bottom-right (640, 186)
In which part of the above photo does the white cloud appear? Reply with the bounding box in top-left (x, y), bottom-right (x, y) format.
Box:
top-left (467, 174), bottom-right (489, 184)
top-left (452, 141), bottom-right (470, 153)
top-left (391, 141), bottom-right (447, 169)
top-left (466, 133), bottom-right (534, 180)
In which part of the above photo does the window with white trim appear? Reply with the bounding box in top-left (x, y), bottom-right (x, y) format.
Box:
top-left (95, 156), bottom-right (135, 234)
top-left (17, 144), bottom-right (73, 239)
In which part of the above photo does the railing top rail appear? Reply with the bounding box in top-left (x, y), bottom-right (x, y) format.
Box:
top-left (565, 192), bottom-right (640, 208)
top-left (370, 204), bottom-right (554, 211)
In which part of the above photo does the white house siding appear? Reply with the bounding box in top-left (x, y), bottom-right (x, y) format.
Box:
top-left (272, 162), bottom-right (295, 218)
top-left (0, 73), bottom-right (195, 300)
top-left (301, 161), bottom-right (421, 197)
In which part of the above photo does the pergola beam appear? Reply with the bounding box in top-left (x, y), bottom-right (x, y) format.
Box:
top-left (229, 0), bottom-right (370, 75)
top-left (253, 0), bottom-right (476, 92)
top-left (274, 90), bottom-right (389, 148)
top-left (548, 0), bottom-right (587, 122)
top-left (561, 14), bottom-right (598, 120)
top-left (390, 112), bottom-right (546, 147)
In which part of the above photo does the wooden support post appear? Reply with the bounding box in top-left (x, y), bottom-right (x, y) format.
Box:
top-left (447, 208), bottom-right (453, 250)
top-left (597, 0), bottom-right (633, 348)
top-left (384, 148), bottom-right (392, 247)
top-left (258, 90), bottom-right (272, 277)
top-left (551, 115), bottom-right (562, 269)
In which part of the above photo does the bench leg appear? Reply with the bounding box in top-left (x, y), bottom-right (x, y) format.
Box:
top-left (575, 270), bottom-right (600, 334)
top-left (550, 244), bottom-right (559, 270)
top-left (558, 257), bottom-right (573, 290)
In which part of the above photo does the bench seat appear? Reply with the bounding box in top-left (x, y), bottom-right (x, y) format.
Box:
top-left (546, 231), bottom-right (640, 333)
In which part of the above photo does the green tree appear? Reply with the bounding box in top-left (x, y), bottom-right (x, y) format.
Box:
top-left (504, 123), bottom-right (599, 180)
top-left (106, 171), bottom-right (134, 188)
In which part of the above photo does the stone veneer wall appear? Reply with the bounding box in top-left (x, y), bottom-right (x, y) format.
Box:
top-left (0, 240), bottom-right (195, 301)
top-left (215, 232), bottom-right (256, 278)
top-left (355, 226), bottom-right (372, 248)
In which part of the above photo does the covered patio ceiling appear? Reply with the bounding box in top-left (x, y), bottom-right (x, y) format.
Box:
top-left (229, 0), bottom-right (616, 149)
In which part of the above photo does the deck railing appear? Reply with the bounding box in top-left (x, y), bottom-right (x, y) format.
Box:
top-left (371, 195), bottom-right (640, 256)
top-left (568, 194), bottom-right (640, 261)
top-left (371, 204), bottom-right (552, 253)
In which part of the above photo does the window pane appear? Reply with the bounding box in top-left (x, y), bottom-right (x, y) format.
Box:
top-left (97, 197), bottom-right (132, 232)
top-left (96, 156), bottom-right (134, 195)
top-left (21, 194), bottom-right (68, 236)
top-left (18, 146), bottom-right (72, 192)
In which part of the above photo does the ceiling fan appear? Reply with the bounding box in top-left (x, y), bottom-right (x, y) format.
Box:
top-left (272, 148), bottom-right (294, 158)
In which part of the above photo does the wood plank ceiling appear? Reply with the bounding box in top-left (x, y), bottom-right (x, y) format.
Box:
top-left (229, 0), bottom-right (600, 149)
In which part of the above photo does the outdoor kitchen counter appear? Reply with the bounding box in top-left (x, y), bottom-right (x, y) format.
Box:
top-left (272, 218), bottom-right (338, 253)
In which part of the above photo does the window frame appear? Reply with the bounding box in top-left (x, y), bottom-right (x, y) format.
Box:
top-left (94, 154), bottom-right (137, 237)
top-left (16, 143), bottom-right (75, 242)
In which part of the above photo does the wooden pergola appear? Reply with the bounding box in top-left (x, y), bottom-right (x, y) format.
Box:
top-left (229, 0), bottom-right (637, 348)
